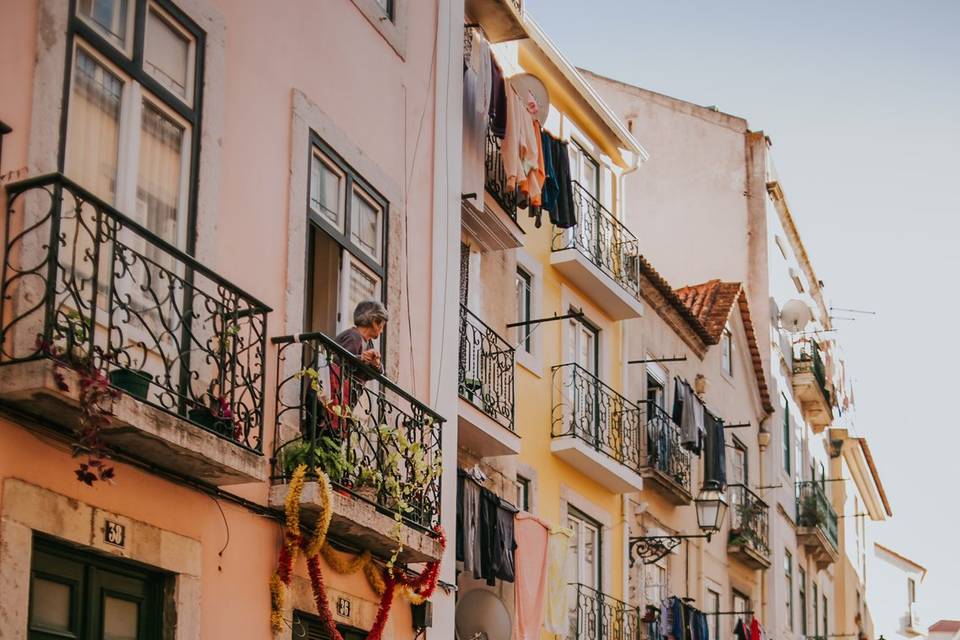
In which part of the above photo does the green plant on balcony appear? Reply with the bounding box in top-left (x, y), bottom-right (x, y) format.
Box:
top-left (729, 498), bottom-right (766, 551)
top-left (799, 491), bottom-right (824, 528)
top-left (280, 434), bottom-right (350, 484)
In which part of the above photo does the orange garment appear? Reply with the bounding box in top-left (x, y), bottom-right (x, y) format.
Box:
top-left (513, 513), bottom-right (550, 640)
top-left (519, 120), bottom-right (546, 205)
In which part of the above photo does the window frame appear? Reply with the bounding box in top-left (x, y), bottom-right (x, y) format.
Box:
top-left (516, 475), bottom-right (531, 512)
top-left (729, 436), bottom-right (749, 486)
top-left (782, 393), bottom-right (791, 474)
top-left (29, 535), bottom-right (164, 639)
top-left (304, 133), bottom-right (390, 340)
top-left (721, 326), bottom-right (734, 377)
top-left (61, 0), bottom-right (205, 255)
top-left (515, 267), bottom-right (533, 354)
top-left (785, 549), bottom-right (794, 630)
top-left (799, 566), bottom-right (807, 636)
top-left (567, 506), bottom-right (602, 591)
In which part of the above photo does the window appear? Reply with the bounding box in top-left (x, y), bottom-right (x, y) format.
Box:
top-left (306, 138), bottom-right (388, 339)
top-left (646, 365), bottom-right (666, 409)
top-left (729, 437), bottom-right (748, 486)
top-left (645, 563), bottom-right (667, 606)
top-left (515, 268), bottom-right (533, 353)
top-left (721, 327), bottom-right (733, 376)
top-left (567, 508), bottom-right (601, 590)
top-left (785, 550), bottom-right (794, 629)
top-left (799, 567), bottom-right (807, 636)
top-left (516, 475), bottom-right (531, 511)
top-left (908, 577), bottom-right (916, 606)
top-left (774, 234), bottom-right (789, 260)
top-left (822, 595), bottom-right (828, 640)
top-left (567, 313), bottom-right (598, 376)
top-left (732, 590), bottom-right (750, 618)
top-left (782, 394), bottom-right (791, 474)
top-left (568, 142), bottom-right (600, 199)
top-left (374, 0), bottom-right (394, 21)
top-left (812, 583), bottom-right (819, 637)
top-left (708, 589), bottom-right (721, 640)
top-left (29, 537), bottom-right (163, 638)
top-left (293, 610), bottom-right (366, 640)
top-left (66, 0), bottom-right (202, 253)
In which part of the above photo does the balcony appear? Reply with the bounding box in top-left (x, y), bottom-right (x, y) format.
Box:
top-left (639, 401), bottom-right (692, 504)
top-left (795, 480), bottom-right (839, 569)
top-left (792, 339), bottom-right (832, 432)
top-left (727, 484), bottom-right (771, 569)
top-left (551, 363), bottom-right (643, 493)
top-left (464, 0), bottom-right (525, 43)
top-left (270, 332), bottom-right (445, 563)
top-left (551, 182), bottom-right (643, 320)
top-left (0, 174), bottom-right (268, 485)
top-left (900, 603), bottom-right (923, 637)
top-left (569, 583), bottom-right (642, 640)
top-left (461, 129), bottom-right (525, 251)
top-left (458, 304), bottom-right (519, 457)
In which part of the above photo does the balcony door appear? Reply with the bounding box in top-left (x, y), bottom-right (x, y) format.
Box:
top-left (568, 508), bottom-right (602, 640)
top-left (565, 142), bottom-right (601, 258)
top-left (565, 313), bottom-right (599, 444)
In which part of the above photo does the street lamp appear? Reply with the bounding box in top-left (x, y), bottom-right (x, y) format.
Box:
top-left (694, 482), bottom-right (728, 536)
top-left (628, 483), bottom-right (729, 566)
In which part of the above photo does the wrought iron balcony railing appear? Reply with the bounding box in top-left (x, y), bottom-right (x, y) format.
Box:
top-left (728, 483), bottom-right (770, 556)
top-left (458, 303), bottom-right (515, 431)
top-left (0, 173), bottom-right (269, 450)
top-left (795, 338), bottom-right (831, 405)
top-left (552, 181), bottom-right (641, 299)
top-left (552, 363), bottom-right (643, 474)
top-left (796, 480), bottom-right (839, 549)
top-left (484, 128), bottom-right (519, 222)
top-left (570, 583), bottom-right (643, 640)
top-left (642, 401), bottom-right (691, 493)
top-left (272, 332), bottom-right (444, 533)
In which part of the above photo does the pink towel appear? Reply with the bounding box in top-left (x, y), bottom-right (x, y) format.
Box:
top-left (513, 513), bottom-right (550, 640)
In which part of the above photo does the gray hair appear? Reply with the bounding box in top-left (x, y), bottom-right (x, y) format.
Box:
top-left (353, 300), bottom-right (389, 327)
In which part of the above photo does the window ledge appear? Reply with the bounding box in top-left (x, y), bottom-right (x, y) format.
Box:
top-left (349, 0), bottom-right (407, 59)
top-left (516, 349), bottom-right (543, 378)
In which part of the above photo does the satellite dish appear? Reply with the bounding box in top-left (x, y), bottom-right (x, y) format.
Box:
top-left (455, 589), bottom-right (511, 640)
top-left (780, 299), bottom-right (813, 333)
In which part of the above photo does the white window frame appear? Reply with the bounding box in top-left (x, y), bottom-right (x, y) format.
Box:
top-left (350, 184), bottom-right (384, 265)
top-left (721, 326), bottom-right (734, 378)
top-left (514, 250), bottom-right (543, 377)
top-left (143, 1), bottom-right (197, 107)
top-left (309, 149), bottom-right (347, 233)
top-left (77, 0), bottom-right (136, 55)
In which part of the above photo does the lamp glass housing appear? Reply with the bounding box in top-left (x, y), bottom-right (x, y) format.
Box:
top-left (695, 487), bottom-right (728, 535)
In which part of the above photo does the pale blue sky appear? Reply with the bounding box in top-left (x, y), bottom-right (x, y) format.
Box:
top-left (524, 0), bottom-right (960, 624)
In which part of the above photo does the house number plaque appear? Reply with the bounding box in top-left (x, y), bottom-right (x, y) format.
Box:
top-left (336, 597), bottom-right (351, 618)
top-left (104, 520), bottom-right (126, 548)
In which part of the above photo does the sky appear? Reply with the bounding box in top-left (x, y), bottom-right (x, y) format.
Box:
top-left (524, 0), bottom-right (960, 625)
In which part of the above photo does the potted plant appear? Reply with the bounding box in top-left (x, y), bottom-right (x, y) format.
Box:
top-left (188, 393), bottom-right (237, 439)
top-left (280, 433), bottom-right (349, 483)
top-left (799, 491), bottom-right (822, 527)
top-left (353, 467), bottom-right (381, 503)
top-left (108, 367), bottom-right (153, 400)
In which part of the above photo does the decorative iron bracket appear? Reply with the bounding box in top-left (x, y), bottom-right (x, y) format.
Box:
top-left (628, 533), bottom-right (711, 566)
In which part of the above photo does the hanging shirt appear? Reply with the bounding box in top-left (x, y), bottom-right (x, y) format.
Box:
top-left (551, 138), bottom-right (578, 229)
top-left (502, 82), bottom-right (540, 192)
top-left (544, 526), bottom-right (573, 635)
top-left (703, 409), bottom-right (727, 488)
top-left (476, 487), bottom-right (499, 583)
top-left (456, 470), bottom-right (482, 575)
top-left (749, 617), bottom-right (762, 640)
top-left (461, 30), bottom-right (491, 205)
top-left (491, 497), bottom-right (518, 583)
top-left (512, 514), bottom-right (550, 640)
top-left (489, 53), bottom-right (507, 138)
top-left (733, 618), bottom-right (749, 640)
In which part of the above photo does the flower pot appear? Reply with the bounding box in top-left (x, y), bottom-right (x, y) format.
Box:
top-left (108, 368), bottom-right (153, 400)
top-left (354, 486), bottom-right (379, 503)
top-left (187, 406), bottom-right (231, 437)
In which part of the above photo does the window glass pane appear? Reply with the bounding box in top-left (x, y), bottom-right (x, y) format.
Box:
top-left (78, 0), bottom-right (130, 50)
top-left (375, 0), bottom-right (393, 19)
top-left (310, 153), bottom-right (345, 231)
top-left (137, 99), bottom-right (185, 251)
top-left (103, 595), bottom-right (139, 640)
top-left (144, 6), bottom-right (192, 101)
top-left (66, 48), bottom-right (123, 204)
top-left (515, 269), bottom-right (531, 352)
top-left (351, 188), bottom-right (382, 263)
top-left (583, 524), bottom-right (597, 589)
top-left (30, 577), bottom-right (72, 631)
top-left (345, 260), bottom-right (380, 333)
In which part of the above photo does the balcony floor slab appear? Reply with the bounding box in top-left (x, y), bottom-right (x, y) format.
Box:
top-left (550, 248), bottom-right (643, 320)
top-left (268, 482), bottom-right (443, 564)
top-left (0, 360), bottom-right (267, 485)
top-left (551, 435), bottom-right (643, 493)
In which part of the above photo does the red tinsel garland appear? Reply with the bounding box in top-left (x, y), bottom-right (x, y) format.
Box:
top-left (307, 553), bottom-right (345, 640)
top-left (367, 569), bottom-right (399, 639)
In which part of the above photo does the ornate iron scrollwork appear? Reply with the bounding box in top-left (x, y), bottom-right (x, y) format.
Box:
top-left (628, 535), bottom-right (683, 566)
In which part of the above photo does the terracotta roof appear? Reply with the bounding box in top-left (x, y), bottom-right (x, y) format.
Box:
top-left (930, 621), bottom-right (960, 633)
top-left (636, 256), bottom-right (714, 346)
top-left (675, 280), bottom-right (775, 414)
